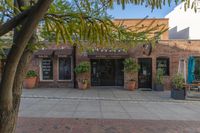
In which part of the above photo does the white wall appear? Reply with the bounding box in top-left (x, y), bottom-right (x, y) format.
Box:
top-left (165, 0), bottom-right (200, 40)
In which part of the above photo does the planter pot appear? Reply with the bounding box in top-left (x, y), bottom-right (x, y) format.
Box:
top-left (154, 84), bottom-right (164, 91)
top-left (24, 77), bottom-right (37, 89)
top-left (127, 81), bottom-right (136, 91)
top-left (171, 88), bottom-right (185, 100)
top-left (78, 82), bottom-right (88, 90)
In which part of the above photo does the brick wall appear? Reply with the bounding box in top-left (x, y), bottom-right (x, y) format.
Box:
top-left (25, 40), bottom-right (200, 90)
top-left (126, 40), bottom-right (200, 90)
top-left (29, 57), bottom-right (74, 88)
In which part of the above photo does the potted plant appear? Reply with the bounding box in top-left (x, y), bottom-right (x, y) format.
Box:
top-left (154, 68), bottom-right (164, 91)
top-left (24, 70), bottom-right (38, 89)
top-left (74, 61), bottom-right (90, 90)
top-left (124, 58), bottom-right (140, 91)
top-left (171, 73), bottom-right (185, 100)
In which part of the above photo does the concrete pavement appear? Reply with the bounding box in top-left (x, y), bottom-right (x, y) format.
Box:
top-left (19, 87), bottom-right (200, 121)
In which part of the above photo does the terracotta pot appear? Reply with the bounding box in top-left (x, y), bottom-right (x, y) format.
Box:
top-left (127, 81), bottom-right (136, 91)
top-left (78, 81), bottom-right (88, 90)
top-left (24, 77), bottom-right (37, 89)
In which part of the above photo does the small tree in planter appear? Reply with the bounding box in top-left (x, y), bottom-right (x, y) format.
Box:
top-left (124, 58), bottom-right (140, 91)
top-left (74, 61), bottom-right (90, 90)
top-left (171, 73), bottom-right (185, 100)
top-left (154, 68), bottom-right (164, 91)
top-left (24, 70), bottom-right (38, 89)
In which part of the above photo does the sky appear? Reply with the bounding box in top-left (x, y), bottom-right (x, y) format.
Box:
top-left (107, 3), bottom-right (178, 19)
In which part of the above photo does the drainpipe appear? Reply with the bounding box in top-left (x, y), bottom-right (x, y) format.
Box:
top-left (73, 45), bottom-right (77, 88)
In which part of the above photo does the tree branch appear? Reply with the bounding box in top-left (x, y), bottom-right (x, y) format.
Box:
top-left (0, 6), bottom-right (33, 36)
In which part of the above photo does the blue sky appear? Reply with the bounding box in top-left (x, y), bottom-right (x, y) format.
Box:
top-left (107, 3), bottom-right (178, 19)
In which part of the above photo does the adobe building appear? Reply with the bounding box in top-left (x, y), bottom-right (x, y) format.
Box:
top-left (2, 18), bottom-right (200, 90)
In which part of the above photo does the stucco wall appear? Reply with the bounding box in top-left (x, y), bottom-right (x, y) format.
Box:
top-left (165, 0), bottom-right (200, 39)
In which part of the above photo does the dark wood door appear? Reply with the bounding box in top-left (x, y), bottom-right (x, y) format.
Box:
top-left (91, 59), bottom-right (124, 86)
top-left (138, 58), bottom-right (152, 89)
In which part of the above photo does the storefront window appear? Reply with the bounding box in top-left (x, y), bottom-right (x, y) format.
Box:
top-left (59, 57), bottom-right (72, 80)
top-left (41, 58), bottom-right (53, 80)
top-left (156, 57), bottom-right (169, 76)
top-left (194, 57), bottom-right (200, 81)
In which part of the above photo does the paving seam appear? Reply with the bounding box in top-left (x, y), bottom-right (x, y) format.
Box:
top-left (21, 95), bottom-right (200, 104)
top-left (72, 90), bottom-right (85, 117)
top-left (118, 101), bottom-right (132, 119)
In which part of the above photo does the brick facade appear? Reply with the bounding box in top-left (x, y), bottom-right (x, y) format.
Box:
top-left (2, 19), bottom-right (200, 90)
top-left (129, 40), bottom-right (200, 90)
top-left (26, 40), bottom-right (200, 90)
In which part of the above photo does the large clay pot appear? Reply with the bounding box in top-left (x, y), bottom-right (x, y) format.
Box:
top-left (24, 77), bottom-right (37, 89)
top-left (78, 81), bottom-right (87, 90)
top-left (127, 80), bottom-right (136, 91)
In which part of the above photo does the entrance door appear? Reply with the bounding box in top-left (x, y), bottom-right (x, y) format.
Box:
top-left (91, 59), bottom-right (124, 86)
top-left (138, 58), bottom-right (152, 89)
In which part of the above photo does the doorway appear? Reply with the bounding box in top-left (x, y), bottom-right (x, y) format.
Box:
top-left (138, 58), bottom-right (152, 89)
top-left (91, 59), bottom-right (124, 86)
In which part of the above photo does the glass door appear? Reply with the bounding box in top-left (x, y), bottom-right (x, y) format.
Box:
top-left (138, 58), bottom-right (152, 89)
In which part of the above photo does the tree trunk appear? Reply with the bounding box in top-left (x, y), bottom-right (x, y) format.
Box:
top-left (12, 49), bottom-right (33, 132)
top-left (0, 0), bottom-right (51, 111)
top-left (0, 49), bottom-right (33, 133)
top-left (0, 0), bottom-right (51, 132)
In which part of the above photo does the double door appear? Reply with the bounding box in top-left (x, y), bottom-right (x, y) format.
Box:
top-left (91, 59), bottom-right (124, 86)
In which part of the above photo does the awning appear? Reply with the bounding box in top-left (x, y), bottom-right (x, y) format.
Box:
top-left (34, 49), bottom-right (54, 58)
top-left (54, 49), bottom-right (73, 57)
top-left (88, 48), bottom-right (128, 58)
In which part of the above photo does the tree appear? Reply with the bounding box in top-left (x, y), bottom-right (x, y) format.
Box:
top-left (0, 0), bottom-right (185, 132)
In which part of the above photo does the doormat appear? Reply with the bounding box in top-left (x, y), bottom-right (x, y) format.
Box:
top-left (138, 88), bottom-right (152, 91)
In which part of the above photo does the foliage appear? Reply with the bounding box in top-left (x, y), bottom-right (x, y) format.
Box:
top-left (26, 70), bottom-right (37, 78)
top-left (0, 0), bottom-right (169, 55)
top-left (124, 58), bottom-right (140, 73)
top-left (74, 61), bottom-right (90, 74)
top-left (172, 73), bottom-right (185, 89)
top-left (156, 68), bottom-right (164, 84)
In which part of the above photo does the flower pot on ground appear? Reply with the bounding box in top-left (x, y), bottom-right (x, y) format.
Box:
top-left (171, 88), bottom-right (185, 100)
top-left (127, 79), bottom-right (136, 91)
top-left (77, 79), bottom-right (88, 90)
top-left (171, 73), bottom-right (185, 100)
top-left (24, 70), bottom-right (38, 89)
top-left (74, 61), bottom-right (90, 90)
top-left (124, 58), bottom-right (140, 91)
top-left (154, 68), bottom-right (164, 91)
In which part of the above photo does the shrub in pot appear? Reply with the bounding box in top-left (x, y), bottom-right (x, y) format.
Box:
top-left (154, 68), bottom-right (164, 91)
top-left (74, 61), bottom-right (90, 90)
top-left (124, 58), bottom-right (140, 91)
top-left (24, 70), bottom-right (38, 89)
top-left (171, 73), bottom-right (185, 100)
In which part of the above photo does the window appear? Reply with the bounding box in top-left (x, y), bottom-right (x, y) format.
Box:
top-left (194, 57), bottom-right (200, 81)
top-left (41, 58), bottom-right (53, 80)
top-left (156, 57), bottom-right (169, 76)
top-left (59, 57), bottom-right (72, 80)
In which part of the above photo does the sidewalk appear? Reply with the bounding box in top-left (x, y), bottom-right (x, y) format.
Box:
top-left (17, 87), bottom-right (200, 133)
top-left (19, 87), bottom-right (200, 121)
top-left (22, 87), bottom-right (173, 102)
